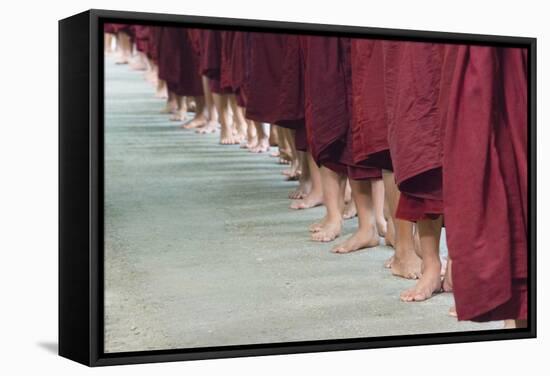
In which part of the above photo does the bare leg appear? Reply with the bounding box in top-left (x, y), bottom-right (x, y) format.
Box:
top-left (155, 78), bottom-right (168, 99)
top-left (212, 93), bottom-right (236, 144)
top-left (250, 122), bottom-right (270, 152)
top-left (143, 56), bottom-right (155, 82)
top-left (182, 96), bottom-right (207, 128)
top-left (383, 170), bottom-right (422, 279)
top-left (442, 258), bottom-right (453, 292)
top-left (311, 167), bottom-right (345, 242)
top-left (169, 96), bottom-right (187, 121)
top-left (115, 32), bottom-right (132, 64)
top-left (342, 198), bottom-right (357, 220)
top-left (277, 127), bottom-right (292, 163)
top-left (372, 178), bottom-right (387, 236)
top-left (186, 96), bottom-right (197, 112)
top-left (269, 124), bottom-right (279, 147)
top-left (281, 128), bottom-right (300, 179)
top-left (344, 179), bottom-right (352, 203)
top-left (160, 91), bottom-right (179, 114)
top-left (241, 120), bottom-right (258, 149)
top-left (130, 51), bottom-right (147, 71)
top-left (332, 179), bottom-right (380, 253)
top-left (442, 258), bottom-right (456, 316)
top-left (104, 33), bottom-right (114, 54)
top-left (342, 179), bottom-right (357, 219)
top-left (291, 152), bottom-right (323, 210)
top-left (289, 150), bottom-right (312, 199)
top-left (229, 96), bottom-right (247, 143)
top-left (384, 201), bottom-right (396, 247)
top-left (270, 125), bottom-right (282, 157)
top-left (185, 80), bottom-right (211, 130)
top-left (197, 77), bottom-right (219, 134)
top-left (400, 217), bottom-right (443, 301)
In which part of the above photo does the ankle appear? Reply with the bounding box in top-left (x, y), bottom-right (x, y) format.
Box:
top-left (326, 214), bottom-right (343, 225)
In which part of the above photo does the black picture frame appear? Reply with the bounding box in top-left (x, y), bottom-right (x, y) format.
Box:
top-left (59, 8), bottom-right (537, 367)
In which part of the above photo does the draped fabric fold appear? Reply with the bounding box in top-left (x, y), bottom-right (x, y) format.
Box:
top-left (443, 46), bottom-right (528, 321)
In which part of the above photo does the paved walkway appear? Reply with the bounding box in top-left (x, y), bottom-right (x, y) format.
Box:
top-left (103, 56), bottom-right (500, 353)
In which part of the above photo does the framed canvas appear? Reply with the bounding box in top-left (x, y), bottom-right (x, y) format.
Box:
top-left (59, 9), bottom-right (536, 367)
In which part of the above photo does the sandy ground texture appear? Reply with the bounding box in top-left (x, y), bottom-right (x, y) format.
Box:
top-left (104, 56), bottom-right (501, 353)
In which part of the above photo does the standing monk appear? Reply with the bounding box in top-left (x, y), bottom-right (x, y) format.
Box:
top-left (381, 41), bottom-right (459, 301)
top-left (350, 39), bottom-right (422, 278)
top-left (301, 36), bottom-right (385, 244)
top-left (200, 30), bottom-right (236, 144)
top-left (443, 46), bottom-right (528, 326)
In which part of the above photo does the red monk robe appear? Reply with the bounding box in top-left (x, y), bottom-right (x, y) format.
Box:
top-left (382, 41), bottom-right (458, 220)
top-left (147, 26), bottom-right (161, 64)
top-left (301, 36), bottom-right (380, 179)
top-left (220, 31), bottom-right (236, 92)
top-left (228, 31), bottom-right (249, 107)
top-left (275, 35), bottom-right (306, 139)
top-left (187, 29), bottom-right (205, 74)
top-left (350, 39), bottom-right (392, 171)
top-left (108, 23), bottom-right (132, 35)
top-left (104, 23), bottom-right (117, 34)
top-left (245, 33), bottom-right (286, 123)
top-left (157, 27), bottom-right (203, 97)
top-left (200, 30), bottom-right (232, 94)
top-left (443, 46), bottom-right (528, 322)
top-left (131, 26), bottom-right (150, 55)
top-left (245, 33), bottom-right (307, 149)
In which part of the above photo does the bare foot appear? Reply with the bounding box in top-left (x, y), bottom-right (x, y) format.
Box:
top-left (270, 150), bottom-right (280, 158)
top-left (331, 226), bottom-right (379, 253)
top-left (289, 188), bottom-right (305, 200)
top-left (342, 200), bottom-right (357, 220)
top-left (278, 148), bottom-right (292, 161)
top-left (376, 217), bottom-right (388, 238)
top-left (400, 260), bottom-right (442, 302)
top-left (385, 218), bottom-right (395, 248)
top-left (309, 216), bottom-right (327, 233)
top-left (182, 115), bottom-right (207, 129)
top-left (129, 57), bottom-right (146, 71)
top-left (187, 100), bottom-right (197, 113)
top-left (155, 88), bottom-right (168, 99)
top-left (390, 251), bottom-right (422, 279)
top-left (241, 136), bottom-right (258, 150)
top-left (115, 54), bottom-right (129, 65)
top-left (220, 126), bottom-right (237, 145)
top-left (442, 258), bottom-right (453, 292)
top-left (448, 306), bottom-right (457, 317)
top-left (413, 228), bottom-right (422, 258)
top-left (311, 219), bottom-right (342, 242)
top-left (160, 103), bottom-right (176, 114)
top-left (288, 180), bottom-right (312, 200)
top-left (145, 71), bottom-right (157, 85)
top-left (234, 131), bottom-right (246, 144)
top-left (384, 255), bottom-right (395, 269)
top-left (170, 112), bottom-right (187, 122)
top-left (284, 173), bottom-right (300, 182)
top-left (250, 138), bottom-right (270, 153)
top-left (290, 190), bottom-right (323, 210)
top-left (344, 180), bottom-right (352, 203)
top-left (196, 121), bottom-right (219, 134)
top-left (282, 161), bottom-right (301, 180)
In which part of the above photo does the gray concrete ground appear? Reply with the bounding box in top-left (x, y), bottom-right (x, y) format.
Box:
top-left (104, 56), bottom-right (501, 353)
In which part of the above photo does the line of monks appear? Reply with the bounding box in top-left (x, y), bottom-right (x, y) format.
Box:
top-left (104, 23), bottom-right (529, 328)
